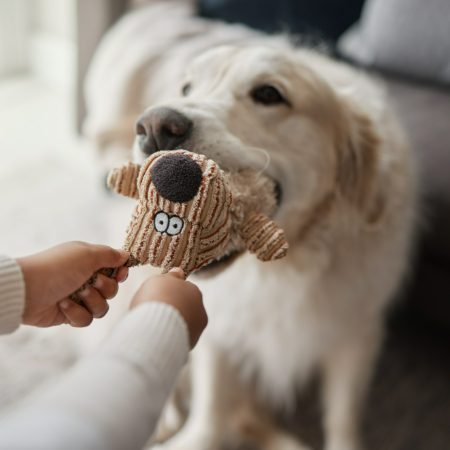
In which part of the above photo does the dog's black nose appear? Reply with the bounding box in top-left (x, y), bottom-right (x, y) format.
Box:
top-left (151, 153), bottom-right (203, 203)
top-left (136, 108), bottom-right (192, 155)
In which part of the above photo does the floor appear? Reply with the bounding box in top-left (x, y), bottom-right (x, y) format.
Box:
top-left (0, 75), bottom-right (149, 417)
top-left (0, 75), bottom-right (103, 256)
top-left (284, 311), bottom-right (450, 450)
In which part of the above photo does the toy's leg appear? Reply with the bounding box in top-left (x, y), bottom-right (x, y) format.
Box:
top-left (321, 326), bottom-right (382, 450)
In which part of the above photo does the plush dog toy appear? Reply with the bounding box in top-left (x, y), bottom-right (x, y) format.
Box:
top-left (69, 150), bottom-right (288, 303)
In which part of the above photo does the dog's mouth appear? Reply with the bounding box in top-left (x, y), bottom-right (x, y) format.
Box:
top-left (193, 175), bottom-right (282, 279)
top-left (273, 180), bottom-right (282, 206)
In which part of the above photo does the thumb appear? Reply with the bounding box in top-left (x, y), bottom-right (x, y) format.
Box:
top-left (166, 267), bottom-right (186, 280)
top-left (90, 245), bottom-right (129, 270)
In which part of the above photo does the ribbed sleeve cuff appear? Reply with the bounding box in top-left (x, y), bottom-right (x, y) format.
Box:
top-left (100, 302), bottom-right (189, 383)
top-left (0, 256), bottom-right (25, 335)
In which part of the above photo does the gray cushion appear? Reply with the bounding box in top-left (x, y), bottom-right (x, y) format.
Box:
top-left (338, 0), bottom-right (450, 85)
top-left (382, 74), bottom-right (450, 262)
top-left (381, 73), bottom-right (450, 330)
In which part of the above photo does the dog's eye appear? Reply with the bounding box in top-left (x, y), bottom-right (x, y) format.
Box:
top-left (182, 83), bottom-right (191, 96)
top-left (154, 211), bottom-right (169, 233)
top-left (167, 216), bottom-right (184, 236)
top-left (251, 85), bottom-right (286, 106)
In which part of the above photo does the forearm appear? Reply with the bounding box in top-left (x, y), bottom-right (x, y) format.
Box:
top-left (0, 302), bottom-right (189, 450)
top-left (0, 255), bottom-right (25, 335)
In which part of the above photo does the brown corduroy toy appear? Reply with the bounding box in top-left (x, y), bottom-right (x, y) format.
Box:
top-left (69, 150), bottom-right (288, 303)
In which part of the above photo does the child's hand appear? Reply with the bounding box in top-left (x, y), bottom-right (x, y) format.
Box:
top-left (17, 242), bottom-right (129, 328)
top-left (131, 268), bottom-right (207, 348)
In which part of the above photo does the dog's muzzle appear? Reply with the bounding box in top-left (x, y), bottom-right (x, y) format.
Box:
top-left (136, 107), bottom-right (192, 155)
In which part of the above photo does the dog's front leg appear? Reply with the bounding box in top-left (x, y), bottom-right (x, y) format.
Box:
top-left (153, 336), bottom-right (234, 450)
top-left (321, 327), bottom-right (382, 450)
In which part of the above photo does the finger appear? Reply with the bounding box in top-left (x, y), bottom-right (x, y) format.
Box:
top-left (89, 245), bottom-right (129, 271)
top-left (78, 285), bottom-right (110, 319)
top-left (91, 274), bottom-right (119, 300)
top-left (59, 299), bottom-right (94, 327)
top-left (115, 266), bottom-right (129, 283)
top-left (167, 267), bottom-right (185, 280)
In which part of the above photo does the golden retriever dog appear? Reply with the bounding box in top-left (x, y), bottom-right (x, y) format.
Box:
top-left (84, 2), bottom-right (416, 449)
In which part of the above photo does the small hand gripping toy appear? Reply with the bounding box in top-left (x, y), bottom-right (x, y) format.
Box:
top-left (69, 150), bottom-right (288, 303)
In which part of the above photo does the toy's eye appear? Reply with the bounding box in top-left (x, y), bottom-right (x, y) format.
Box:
top-left (154, 211), bottom-right (169, 233)
top-left (167, 216), bottom-right (184, 236)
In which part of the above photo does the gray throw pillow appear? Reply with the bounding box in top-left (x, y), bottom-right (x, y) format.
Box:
top-left (337, 0), bottom-right (450, 85)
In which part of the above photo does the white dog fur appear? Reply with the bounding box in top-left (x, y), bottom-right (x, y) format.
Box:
top-left (84, 2), bottom-right (416, 449)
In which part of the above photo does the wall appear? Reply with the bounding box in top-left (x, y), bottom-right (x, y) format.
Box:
top-left (0, 1), bottom-right (30, 77)
top-left (30, 0), bottom-right (77, 92)
top-left (0, 0), bottom-right (77, 92)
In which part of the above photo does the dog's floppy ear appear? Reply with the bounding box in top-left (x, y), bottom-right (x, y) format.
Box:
top-left (335, 103), bottom-right (386, 226)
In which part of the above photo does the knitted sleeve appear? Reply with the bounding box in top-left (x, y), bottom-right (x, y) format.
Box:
top-left (0, 255), bottom-right (25, 335)
top-left (0, 302), bottom-right (190, 450)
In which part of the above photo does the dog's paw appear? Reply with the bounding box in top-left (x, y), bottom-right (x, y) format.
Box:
top-left (325, 439), bottom-right (362, 450)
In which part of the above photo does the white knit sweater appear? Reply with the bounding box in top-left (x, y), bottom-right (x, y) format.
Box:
top-left (0, 255), bottom-right (190, 450)
top-left (0, 255), bottom-right (26, 335)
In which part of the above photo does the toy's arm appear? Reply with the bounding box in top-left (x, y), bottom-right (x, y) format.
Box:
top-left (240, 213), bottom-right (289, 261)
top-left (107, 162), bottom-right (141, 199)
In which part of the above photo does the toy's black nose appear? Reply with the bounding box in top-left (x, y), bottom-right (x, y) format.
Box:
top-left (151, 153), bottom-right (203, 203)
top-left (136, 108), bottom-right (192, 155)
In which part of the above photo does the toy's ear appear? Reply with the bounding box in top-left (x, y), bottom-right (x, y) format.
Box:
top-left (107, 162), bottom-right (141, 199)
top-left (240, 213), bottom-right (288, 261)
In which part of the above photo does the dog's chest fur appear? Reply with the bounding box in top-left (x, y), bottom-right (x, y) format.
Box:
top-left (195, 253), bottom-right (340, 409)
